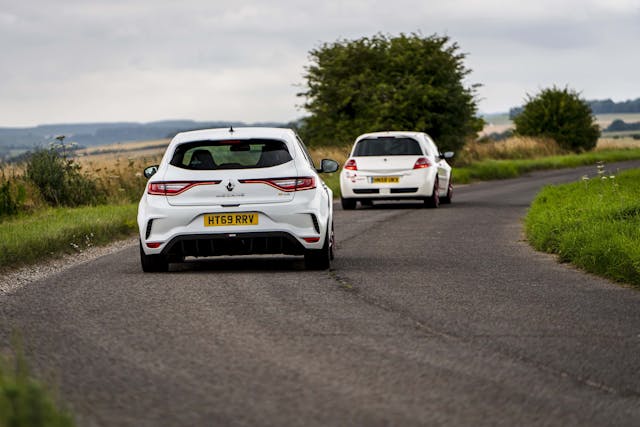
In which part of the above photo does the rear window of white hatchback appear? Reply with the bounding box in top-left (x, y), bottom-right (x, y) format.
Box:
top-left (170, 139), bottom-right (293, 170)
top-left (353, 137), bottom-right (423, 156)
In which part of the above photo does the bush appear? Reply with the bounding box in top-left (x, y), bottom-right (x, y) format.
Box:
top-left (25, 144), bottom-right (103, 207)
top-left (298, 32), bottom-right (483, 152)
top-left (0, 173), bottom-right (25, 218)
top-left (513, 86), bottom-right (600, 152)
top-left (0, 343), bottom-right (75, 427)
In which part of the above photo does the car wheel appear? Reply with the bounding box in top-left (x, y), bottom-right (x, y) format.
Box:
top-left (341, 197), bottom-right (357, 210)
top-left (140, 240), bottom-right (169, 272)
top-left (441, 176), bottom-right (453, 204)
top-left (304, 227), bottom-right (331, 270)
top-left (424, 177), bottom-right (440, 208)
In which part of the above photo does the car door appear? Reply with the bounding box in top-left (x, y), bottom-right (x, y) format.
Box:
top-left (425, 135), bottom-right (451, 193)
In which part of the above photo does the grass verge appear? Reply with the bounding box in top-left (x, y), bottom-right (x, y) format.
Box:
top-left (525, 168), bottom-right (640, 287)
top-left (0, 204), bottom-right (137, 271)
top-left (453, 148), bottom-right (640, 184)
top-left (0, 342), bottom-right (75, 427)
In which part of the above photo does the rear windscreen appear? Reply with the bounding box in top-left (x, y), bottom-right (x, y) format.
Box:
top-left (353, 137), bottom-right (423, 156)
top-left (170, 139), bottom-right (292, 170)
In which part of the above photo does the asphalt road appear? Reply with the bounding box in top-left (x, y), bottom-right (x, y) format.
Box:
top-left (2, 162), bottom-right (640, 426)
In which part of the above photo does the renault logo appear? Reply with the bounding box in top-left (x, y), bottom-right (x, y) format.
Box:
top-left (226, 181), bottom-right (235, 192)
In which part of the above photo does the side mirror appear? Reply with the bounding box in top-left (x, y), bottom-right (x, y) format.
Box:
top-left (441, 152), bottom-right (455, 159)
top-left (143, 165), bottom-right (159, 179)
top-left (318, 159), bottom-right (339, 173)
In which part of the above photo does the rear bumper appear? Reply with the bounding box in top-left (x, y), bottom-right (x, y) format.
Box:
top-left (340, 168), bottom-right (435, 199)
top-left (162, 232), bottom-right (306, 257)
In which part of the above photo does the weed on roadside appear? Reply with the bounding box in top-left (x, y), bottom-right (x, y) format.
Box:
top-left (0, 337), bottom-right (75, 427)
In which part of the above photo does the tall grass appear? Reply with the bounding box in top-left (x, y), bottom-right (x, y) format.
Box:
top-left (525, 168), bottom-right (640, 286)
top-left (457, 136), bottom-right (565, 165)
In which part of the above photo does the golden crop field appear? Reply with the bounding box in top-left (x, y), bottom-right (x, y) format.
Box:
top-left (70, 134), bottom-right (640, 175)
top-left (480, 113), bottom-right (640, 137)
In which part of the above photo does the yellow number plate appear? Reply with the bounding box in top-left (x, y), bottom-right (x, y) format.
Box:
top-left (204, 213), bottom-right (259, 227)
top-left (372, 176), bottom-right (399, 183)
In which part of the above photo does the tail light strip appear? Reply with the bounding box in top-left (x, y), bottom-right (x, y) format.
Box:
top-left (147, 181), bottom-right (221, 196)
top-left (239, 177), bottom-right (316, 192)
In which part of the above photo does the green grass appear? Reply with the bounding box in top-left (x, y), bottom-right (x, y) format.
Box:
top-left (1, 343), bottom-right (75, 427)
top-left (0, 204), bottom-right (137, 271)
top-left (321, 172), bottom-right (341, 197)
top-left (453, 148), bottom-right (640, 184)
top-left (525, 168), bottom-right (640, 287)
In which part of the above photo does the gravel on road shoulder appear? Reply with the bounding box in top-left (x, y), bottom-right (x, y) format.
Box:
top-left (0, 237), bottom-right (137, 296)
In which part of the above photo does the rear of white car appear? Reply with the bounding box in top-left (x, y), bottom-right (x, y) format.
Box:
top-left (340, 131), bottom-right (453, 209)
top-left (138, 127), bottom-right (337, 272)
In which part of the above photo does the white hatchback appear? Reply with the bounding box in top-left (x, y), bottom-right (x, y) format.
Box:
top-left (137, 127), bottom-right (338, 272)
top-left (340, 131), bottom-right (453, 209)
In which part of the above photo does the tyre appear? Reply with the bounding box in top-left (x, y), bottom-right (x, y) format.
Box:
top-left (304, 225), bottom-right (332, 270)
top-left (341, 197), bottom-right (357, 210)
top-left (140, 240), bottom-right (169, 272)
top-left (441, 176), bottom-right (453, 204)
top-left (424, 178), bottom-right (440, 208)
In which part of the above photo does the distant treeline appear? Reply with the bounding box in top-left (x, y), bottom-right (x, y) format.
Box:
top-left (0, 120), bottom-right (289, 161)
top-left (605, 119), bottom-right (640, 132)
top-left (510, 97), bottom-right (640, 119)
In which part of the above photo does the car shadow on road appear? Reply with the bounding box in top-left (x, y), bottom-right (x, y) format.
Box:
top-left (354, 201), bottom-right (454, 210)
top-left (167, 255), bottom-right (307, 273)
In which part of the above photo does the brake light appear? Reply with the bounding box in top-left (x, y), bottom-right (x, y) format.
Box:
top-left (146, 242), bottom-right (162, 248)
top-left (413, 157), bottom-right (430, 169)
top-left (303, 237), bottom-right (321, 243)
top-left (147, 181), bottom-right (221, 196)
top-left (344, 159), bottom-right (358, 170)
top-left (239, 177), bottom-right (316, 192)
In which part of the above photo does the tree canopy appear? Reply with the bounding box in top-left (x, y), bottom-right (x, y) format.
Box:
top-left (297, 33), bottom-right (482, 152)
top-left (514, 87), bottom-right (600, 152)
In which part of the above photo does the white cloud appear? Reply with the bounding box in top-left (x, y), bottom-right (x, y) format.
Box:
top-left (1, 0), bottom-right (639, 125)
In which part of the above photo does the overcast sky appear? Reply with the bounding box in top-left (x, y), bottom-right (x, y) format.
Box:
top-left (1, 0), bottom-right (638, 127)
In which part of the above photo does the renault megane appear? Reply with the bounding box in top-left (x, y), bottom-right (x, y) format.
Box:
top-left (138, 127), bottom-right (339, 272)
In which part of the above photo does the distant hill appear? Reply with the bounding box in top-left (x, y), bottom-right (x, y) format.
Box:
top-left (0, 120), bottom-right (289, 160)
top-left (509, 97), bottom-right (640, 119)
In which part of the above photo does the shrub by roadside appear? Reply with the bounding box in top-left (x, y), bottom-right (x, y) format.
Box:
top-left (525, 168), bottom-right (640, 287)
top-left (0, 343), bottom-right (75, 427)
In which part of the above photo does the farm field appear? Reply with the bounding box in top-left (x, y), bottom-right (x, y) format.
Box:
top-left (481, 112), bottom-right (640, 136)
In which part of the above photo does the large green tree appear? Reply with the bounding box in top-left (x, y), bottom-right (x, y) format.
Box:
top-left (514, 87), bottom-right (600, 152)
top-left (297, 33), bottom-right (482, 152)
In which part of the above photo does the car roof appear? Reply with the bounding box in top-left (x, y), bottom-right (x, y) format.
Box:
top-left (170, 127), bottom-right (296, 146)
top-left (355, 131), bottom-right (428, 141)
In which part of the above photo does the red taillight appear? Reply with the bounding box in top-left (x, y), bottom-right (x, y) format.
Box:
top-left (413, 157), bottom-right (430, 169)
top-left (344, 159), bottom-right (358, 171)
top-left (303, 237), bottom-right (320, 243)
top-left (239, 177), bottom-right (316, 192)
top-left (147, 181), bottom-right (220, 196)
top-left (146, 242), bottom-right (162, 248)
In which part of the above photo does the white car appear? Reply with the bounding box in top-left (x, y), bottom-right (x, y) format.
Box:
top-left (339, 131), bottom-right (454, 209)
top-left (137, 127), bottom-right (339, 272)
